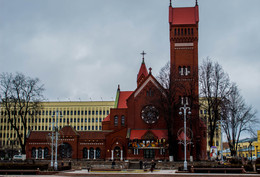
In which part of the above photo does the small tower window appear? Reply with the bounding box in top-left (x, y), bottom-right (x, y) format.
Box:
top-left (121, 115), bottom-right (125, 126)
top-left (114, 116), bottom-right (118, 126)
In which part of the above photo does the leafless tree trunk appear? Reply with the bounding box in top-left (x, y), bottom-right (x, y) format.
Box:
top-left (220, 83), bottom-right (257, 157)
top-left (199, 58), bottom-right (230, 148)
top-left (157, 62), bottom-right (199, 159)
top-left (0, 72), bottom-right (44, 154)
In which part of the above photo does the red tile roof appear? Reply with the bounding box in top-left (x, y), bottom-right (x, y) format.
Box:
top-left (137, 62), bottom-right (148, 82)
top-left (28, 131), bottom-right (49, 140)
top-left (59, 126), bottom-right (78, 136)
top-left (130, 129), bottom-right (168, 140)
top-left (169, 6), bottom-right (199, 25)
top-left (117, 91), bottom-right (133, 108)
top-left (103, 114), bottom-right (110, 122)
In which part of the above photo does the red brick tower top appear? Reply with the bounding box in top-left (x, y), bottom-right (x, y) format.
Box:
top-left (168, 0), bottom-right (199, 74)
top-left (169, 0), bottom-right (199, 25)
top-left (137, 51), bottom-right (148, 87)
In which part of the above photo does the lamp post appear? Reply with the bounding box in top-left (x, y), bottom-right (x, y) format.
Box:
top-left (52, 109), bottom-right (62, 171)
top-left (220, 117), bottom-right (224, 162)
top-left (179, 104), bottom-right (191, 171)
top-left (48, 122), bottom-right (55, 168)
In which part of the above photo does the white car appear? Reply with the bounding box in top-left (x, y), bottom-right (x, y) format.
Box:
top-left (13, 154), bottom-right (26, 161)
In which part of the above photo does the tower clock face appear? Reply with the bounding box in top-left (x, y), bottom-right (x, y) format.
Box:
top-left (141, 105), bottom-right (159, 124)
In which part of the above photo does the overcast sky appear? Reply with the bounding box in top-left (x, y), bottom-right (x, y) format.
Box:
top-left (1, 0), bottom-right (259, 127)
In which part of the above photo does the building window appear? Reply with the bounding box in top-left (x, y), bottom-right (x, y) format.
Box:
top-left (96, 118), bottom-right (98, 123)
top-left (78, 111), bottom-right (80, 115)
top-left (96, 111), bottom-right (98, 115)
top-left (85, 111), bottom-right (87, 115)
top-left (88, 126), bottom-right (90, 130)
top-left (81, 118), bottom-right (83, 123)
top-left (121, 115), bottom-right (125, 126)
top-left (92, 126), bottom-right (94, 130)
top-left (92, 118), bottom-right (94, 122)
top-left (96, 126), bottom-right (98, 130)
top-left (92, 111), bottom-right (94, 115)
top-left (114, 116), bottom-right (118, 126)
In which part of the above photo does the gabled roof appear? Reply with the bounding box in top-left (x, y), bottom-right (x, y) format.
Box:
top-left (137, 61), bottom-right (148, 84)
top-left (27, 131), bottom-right (49, 140)
top-left (134, 74), bottom-right (165, 98)
top-left (59, 125), bottom-right (78, 136)
top-left (118, 91), bottom-right (133, 108)
top-left (103, 114), bottom-right (110, 122)
top-left (169, 5), bottom-right (199, 25)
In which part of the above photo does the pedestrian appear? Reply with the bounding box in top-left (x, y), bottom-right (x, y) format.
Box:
top-left (139, 160), bottom-right (143, 169)
top-left (150, 160), bottom-right (156, 172)
top-left (61, 161), bottom-right (64, 167)
top-left (112, 160), bottom-right (116, 169)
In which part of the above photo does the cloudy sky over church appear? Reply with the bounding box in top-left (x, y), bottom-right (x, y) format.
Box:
top-left (1, 0), bottom-right (259, 121)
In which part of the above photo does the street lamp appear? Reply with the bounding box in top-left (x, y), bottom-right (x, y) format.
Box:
top-left (48, 125), bottom-right (54, 168)
top-left (179, 104), bottom-right (191, 171)
top-left (52, 109), bottom-right (62, 171)
top-left (8, 138), bottom-right (13, 160)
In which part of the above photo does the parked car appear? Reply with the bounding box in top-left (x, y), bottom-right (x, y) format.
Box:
top-left (13, 154), bottom-right (26, 161)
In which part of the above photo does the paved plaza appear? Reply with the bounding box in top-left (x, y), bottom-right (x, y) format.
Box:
top-left (2, 170), bottom-right (260, 177)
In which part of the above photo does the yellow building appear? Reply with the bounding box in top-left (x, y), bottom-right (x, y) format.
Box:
top-left (0, 101), bottom-right (114, 154)
top-left (222, 132), bottom-right (260, 160)
top-left (199, 99), bottom-right (222, 154)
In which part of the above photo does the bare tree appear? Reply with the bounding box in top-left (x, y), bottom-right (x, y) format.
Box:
top-left (0, 72), bottom-right (44, 154)
top-left (199, 58), bottom-right (230, 148)
top-left (157, 62), bottom-right (200, 160)
top-left (220, 83), bottom-right (257, 157)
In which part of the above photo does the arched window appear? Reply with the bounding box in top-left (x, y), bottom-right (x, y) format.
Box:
top-left (114, 146), bottom-right (121, 159)
top-left (59, 143), bottom-right (72, 158)
top-left (89, 147), bottom-right (94, 159)
top-left (38, 147), bottom-right (42, 158)
top-left (121, 115), bottom-right (125, 126)
top-left (44, 147), bottom-right (49, 158)
top-left (96, 148), bottom-right (101, 159)
top-left (83, 148), bottom-right (88, 158)
top-left (31, 147), bottom-right (36, 158)
top-left (114, 116), bottom-right (118, 126)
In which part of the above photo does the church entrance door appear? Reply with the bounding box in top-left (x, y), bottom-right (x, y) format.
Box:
top-left (144, 149), bottom-right (155, 159)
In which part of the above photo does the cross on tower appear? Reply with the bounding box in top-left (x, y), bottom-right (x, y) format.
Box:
top-left (140, 51), bottom-right (146, 59)
top-left (149, 67), bottom-right (152, 75)
top-left (140, 51), bottom-right (146, 63)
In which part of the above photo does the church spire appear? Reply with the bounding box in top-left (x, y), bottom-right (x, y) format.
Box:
top-left (169, 0), bottom-right (172, 7)
top-left (196, 0), bottom-right (198, 6)
top-left (137, 51), bottom-right (148, 87)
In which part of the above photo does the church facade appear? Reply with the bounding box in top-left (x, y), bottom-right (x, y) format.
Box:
top-left (26, 2), bottom-right (207, 161)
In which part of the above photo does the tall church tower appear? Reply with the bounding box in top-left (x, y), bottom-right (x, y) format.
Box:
top-left (169, 0), bottom-right (199, 77)
top-left (169, 1), bottom-right (206, 160)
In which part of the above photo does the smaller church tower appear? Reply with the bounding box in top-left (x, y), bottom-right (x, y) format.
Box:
top-left (137, 51), bottom-right (148, 87)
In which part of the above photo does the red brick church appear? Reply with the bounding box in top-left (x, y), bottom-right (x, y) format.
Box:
top-left (26, 1), bottom-right (207, 161)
